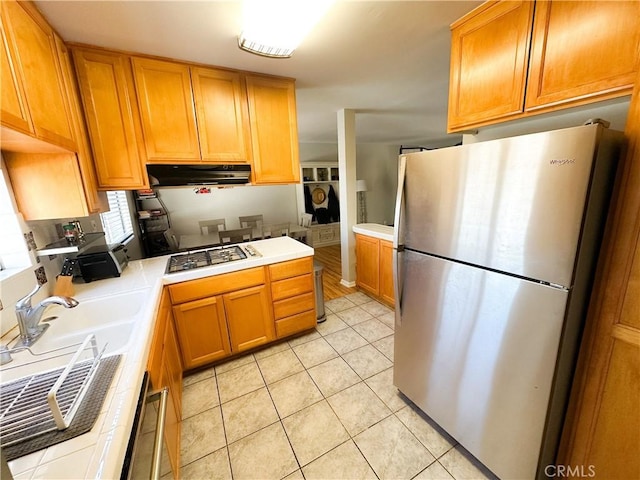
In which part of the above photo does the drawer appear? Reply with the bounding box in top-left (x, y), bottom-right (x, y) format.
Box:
top-left (318, 228), bottom-right (335, 241)
top-left (275, 310), bottom-right (317, 338)
top-left (273, 292), bottom-right (315, 320)
top-left (271, 273), bottom-right (313, 301)
top-left (269, 257), bottom-right (313, 281)
top-left (169, 267), bottom-right (265, 304)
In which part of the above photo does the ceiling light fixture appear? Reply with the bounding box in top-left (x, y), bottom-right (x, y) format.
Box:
top-left (238, 0), bottom-right (334, 58)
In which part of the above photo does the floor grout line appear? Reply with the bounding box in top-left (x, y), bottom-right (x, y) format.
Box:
top-left (178, 295), bottom-right (483, 480)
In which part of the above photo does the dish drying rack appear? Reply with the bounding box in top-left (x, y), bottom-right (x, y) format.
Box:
top-left (0, 334), bottom-right (106, 447)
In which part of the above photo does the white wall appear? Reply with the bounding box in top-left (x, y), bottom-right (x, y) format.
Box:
top-left (156, 184), bottom-right (299, 234)
top-left (299, 143), bottom-right (338, 162)
top-left (355, 143), bottom-right (401, 226)
top-left (301, 142), bottom-right (402, 226)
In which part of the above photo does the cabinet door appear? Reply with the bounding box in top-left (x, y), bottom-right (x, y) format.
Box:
top-left (379, 240), bottom-right (395, 306)
top-left (1, 0), bottom-right (74, 150)
top-left (132, 57), bottom-right (200, 162)
top-left (526, 1), bottom-right (640, 110)
top-left (245, 75), bottom-right (300, 184)
top-left (0, 14), bottom-right (31, 134)
top-left (223, 285), bottom-right (275, 353)
top-left (54, 35), bottom-right (107, 214)
top-left (160, 356), bottom-right (181, 480)
top-left (147, 289), bottom-right (170, 390)
top-left (72, 48), bottom-right (148, 189)
top-left (191, 66), bottom-right (252, 163)
top-left (355, 234), bottom-right (380, 297)
top-left (447, 1), bottom-right (534, 132)
top-left (164, 309), bottom-right (183, 418)
top-left (173, 296), bottom-right (231, 369)
top-left (3, 151), bottom-right (92, 220)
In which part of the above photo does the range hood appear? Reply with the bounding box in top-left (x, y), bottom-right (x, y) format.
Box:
top-left (146, 164), bottom-right (251, 187)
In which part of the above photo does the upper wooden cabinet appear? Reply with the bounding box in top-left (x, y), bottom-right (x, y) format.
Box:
top-left (1, 14), bottom-right (31, 135)
top-left (448, 0), bottom-right (640, 132)
top-left (0, 0), bottom-right (75, 150)
top-left (191, 66), bottom-right (252, 163)
top-left (525, 1), bottom-right (640, 110)
top-left (245, 75), bottom-right (300, 184)
top-left (131, 57), bottom-right (200, 162)
top-left (448, 0), bottom-right (534, 131)
top-left (4, 151), bottom-right (99, 220)
top-left (54, 35), bottom-right (107, 214)
top-left (72, 47), bottom-right (148, 189)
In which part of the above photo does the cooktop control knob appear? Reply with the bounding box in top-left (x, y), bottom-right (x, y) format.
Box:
top-left (244, 245), bottom-right (261, 257)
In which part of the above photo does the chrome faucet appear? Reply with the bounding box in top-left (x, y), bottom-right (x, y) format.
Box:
top-left (14, 284), bottom-right (79, 348)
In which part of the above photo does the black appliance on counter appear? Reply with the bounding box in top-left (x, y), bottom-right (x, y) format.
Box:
top-left (76, 244), bottom-right (129, 282)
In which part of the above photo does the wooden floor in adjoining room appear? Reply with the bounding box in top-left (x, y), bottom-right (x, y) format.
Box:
top-left (313, 244), bottom-right (357, 300)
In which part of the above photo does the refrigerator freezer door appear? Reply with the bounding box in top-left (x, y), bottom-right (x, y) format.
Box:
top-left (402, 124), bottom-right (611, 287)
top-left (394, 251), bottom-right (569, 480)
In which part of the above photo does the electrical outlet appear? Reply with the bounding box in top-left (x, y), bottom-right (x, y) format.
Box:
top-left (91, 220), bottom-right (98, 232)
top-left (34, 266), bottom-right (47, 286)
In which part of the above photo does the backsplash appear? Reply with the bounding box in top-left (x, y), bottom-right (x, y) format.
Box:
top-left (0, 214), bottom-right (92, 339)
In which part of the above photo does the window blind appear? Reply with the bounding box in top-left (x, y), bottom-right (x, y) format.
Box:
top-left (100, 191), bottom-right (133, 244)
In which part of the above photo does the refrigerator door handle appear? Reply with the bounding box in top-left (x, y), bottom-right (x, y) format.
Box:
top-left (393, 155), bottom-right (407, 250)
top-left (393, 246), bottom-right (403, 325)
top-left (393, 155), bottom-right (407, 325)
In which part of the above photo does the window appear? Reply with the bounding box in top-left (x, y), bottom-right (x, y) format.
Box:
top-left (100, 191), bottom-right (134, 244)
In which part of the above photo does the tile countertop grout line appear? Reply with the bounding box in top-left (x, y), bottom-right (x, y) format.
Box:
top-left (5, 236), bottom-right (315, 480)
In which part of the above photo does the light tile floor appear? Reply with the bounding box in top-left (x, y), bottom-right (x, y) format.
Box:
top-left (177, 292), bottom-right (498, 480)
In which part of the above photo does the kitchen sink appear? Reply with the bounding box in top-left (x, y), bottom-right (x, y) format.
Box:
top-left (0, 335), bottom-right (122, 460)
top-left (1, 289), bottom-right (148, 384)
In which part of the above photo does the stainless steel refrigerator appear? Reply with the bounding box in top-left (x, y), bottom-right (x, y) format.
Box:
top-left (392, 123), bottom-right (623, 480)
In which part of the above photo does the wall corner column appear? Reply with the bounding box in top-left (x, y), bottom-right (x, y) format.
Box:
top-left (337, 109), bottom-right (357, 286)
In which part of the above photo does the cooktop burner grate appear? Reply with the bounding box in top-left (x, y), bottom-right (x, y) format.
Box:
top-left (165, 245), bottom-right (248, 273)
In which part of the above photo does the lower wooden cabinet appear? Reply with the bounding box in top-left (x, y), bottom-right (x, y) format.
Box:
top-left (169, 266), bottom-right (274, 369)
top-left (379, 240), bottom-right (395, 305)
top-left (223, 285), bottom-right (274, 352)
top-left (173, 296), bottom-right (231, 369)
top-left (161, 315), bottom-right (182, 479)
top-left (355, 234), bottom-right (380, 296)
top-left (169, 257), bottom-right (316, 370)
top-left (355, 234), bottom-right (395, 306)
top-left (147, 289), bottom-right (182, 480)
top-left (269, 257), bottom-right (317, 338)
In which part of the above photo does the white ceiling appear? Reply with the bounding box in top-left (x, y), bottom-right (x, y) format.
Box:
top-left (36, 0), bottom-right (482, 146)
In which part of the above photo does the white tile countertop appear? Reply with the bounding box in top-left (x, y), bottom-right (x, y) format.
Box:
top-left (4, 236), bottom-right (313, 480)
top-left (352, 223), bottom-right (395, 242)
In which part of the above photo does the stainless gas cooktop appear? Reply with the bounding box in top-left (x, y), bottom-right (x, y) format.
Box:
top-left (165, 245), bottom-right (260, 274)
